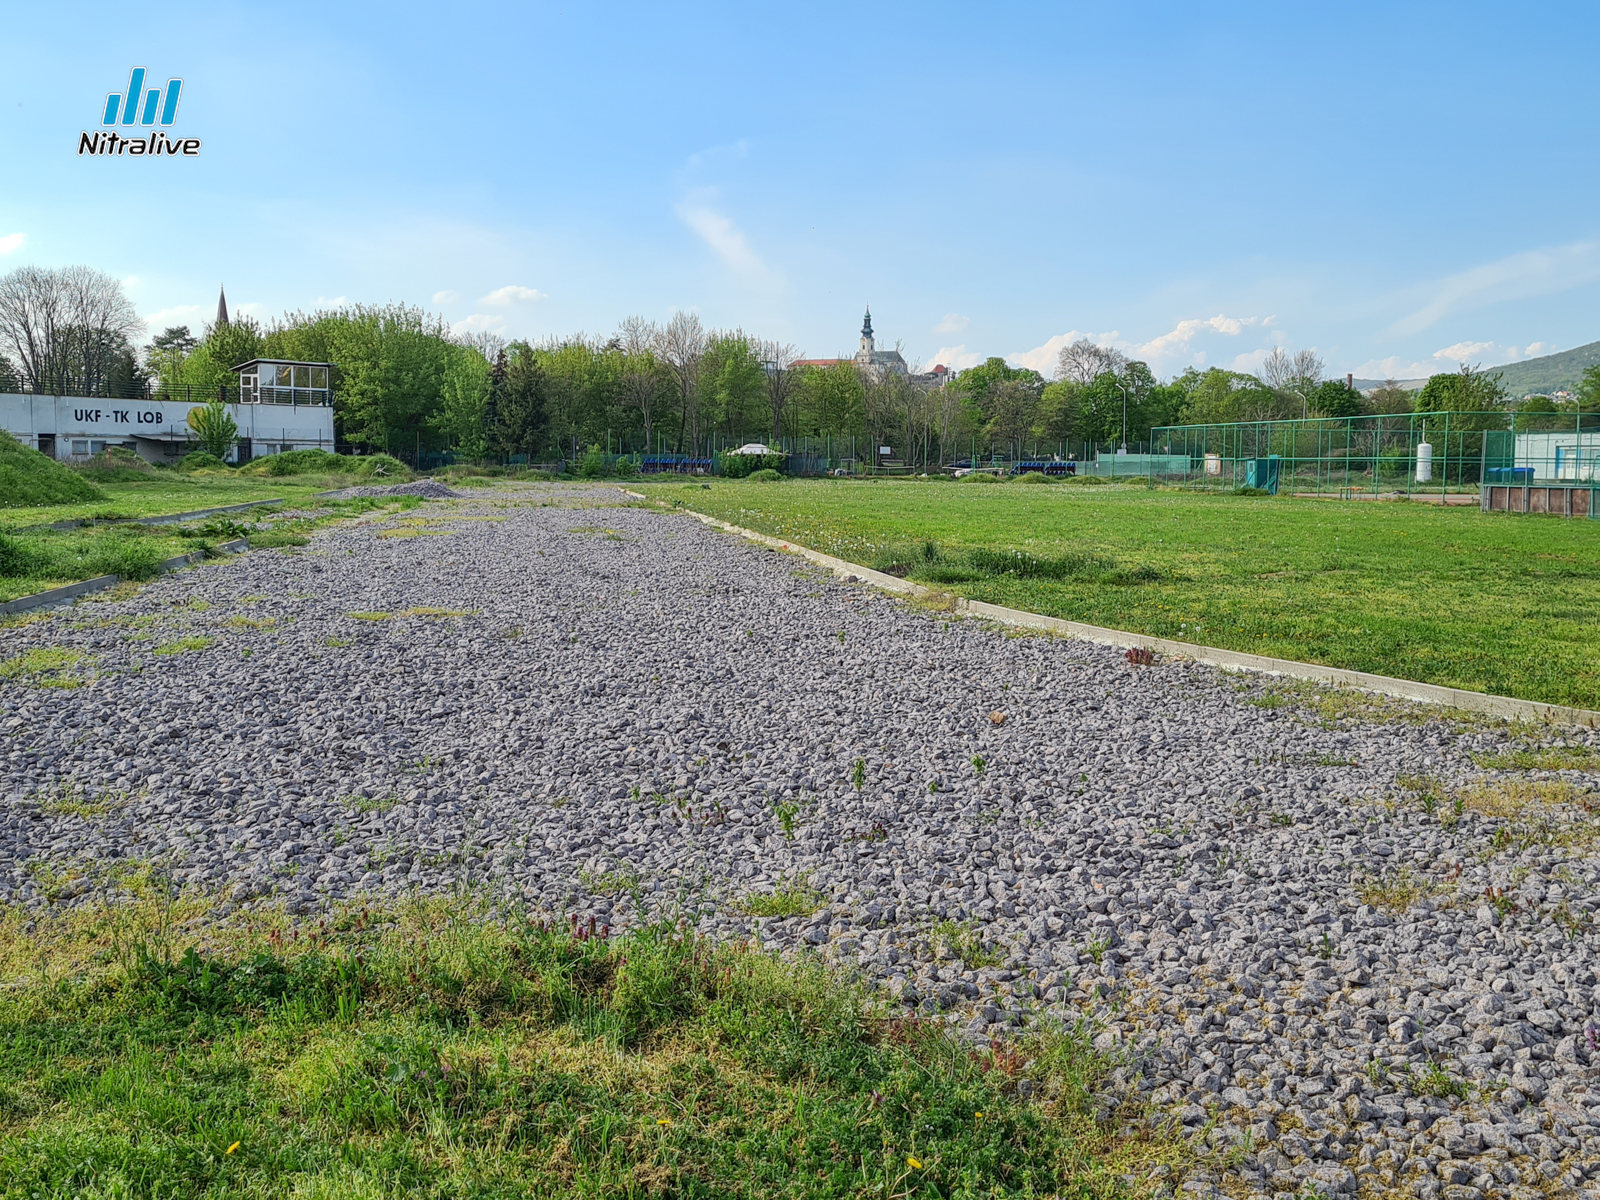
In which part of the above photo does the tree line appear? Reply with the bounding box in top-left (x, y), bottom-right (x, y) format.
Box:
top-left (3, 264), bottom-right (1590, 464)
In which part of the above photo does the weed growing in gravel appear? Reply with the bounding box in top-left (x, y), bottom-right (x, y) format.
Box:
top-left (323, 636), bottom-right (351, 647)
top-left (1356, 868), bottom-right (1444, 912)
top-left (1408, 1060), bottom-right (1470, 1100)
top-left (342, 793), bottom-right (397, 814)
top-left (0, 893), bottom-right (1157, 1197)
top-left (774, 799), bottom-right (801, 839)
top-left (736, 879), bottom-right (827, 918)
top-left (851, 757), bottom-right (867, 789)
top-left (1472, 743), bottom-right (1600, 772)
top-left (345, 611), bottom-right (392, 621)
top-left (578, 866), bottom-right (644, 898)
top-left (929, 919), bottom-right (1005, 969)
top-left (970, 754), bottom-right (987, 776)
top-left (0, 646), bottom-right (91, 687)
top-left (152, 635), bottom-right (212, 656)
top-left (33, 779), bottom-right (123, 820)
top-left (225, 614), bottom-right (278, 629)
top-left (402, 606), bottom-right (475, 618)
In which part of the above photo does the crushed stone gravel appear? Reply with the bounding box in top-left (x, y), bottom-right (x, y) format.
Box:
top-left (3, 482), bottom-right (1600, 1200)
top-left (318, 479), bottom-right (460, 500)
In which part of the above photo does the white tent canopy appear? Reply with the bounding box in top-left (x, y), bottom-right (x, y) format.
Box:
top-left (729, 443), bottom-right (775, 455)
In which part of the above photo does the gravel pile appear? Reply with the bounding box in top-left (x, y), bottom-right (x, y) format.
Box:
top-left (3, 484), bottom-right (1599, 1199)
top-left (318, 479), bottom-right (460, 500)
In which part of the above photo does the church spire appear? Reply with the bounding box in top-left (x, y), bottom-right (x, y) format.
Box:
top-left (216, 285), bottom-right (229, 327)
top-left (861, 305), bottom-right (873, 339)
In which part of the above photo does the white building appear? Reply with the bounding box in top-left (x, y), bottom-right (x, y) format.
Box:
top-left (1516, 431), bottom-right (1600, 483)
top-left (0, 364), bottom-right (335, 464)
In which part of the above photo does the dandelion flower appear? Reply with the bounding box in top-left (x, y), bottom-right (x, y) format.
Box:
top-left (907, 1156), bottom-right (923, 1169)
top-left (975, 1111), bottom-right (984, 1119)
top-left (225, 1142), bottom-right (240, 1156)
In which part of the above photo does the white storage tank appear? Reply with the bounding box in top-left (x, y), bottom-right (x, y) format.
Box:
top-left (1415, 441), bottom-right (1433, 483)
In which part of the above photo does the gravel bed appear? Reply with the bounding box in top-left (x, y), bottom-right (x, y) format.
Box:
top-left (317, 480), bottom-right (460, 500)
top-left (3, 484), bottom-right (1600, 1198)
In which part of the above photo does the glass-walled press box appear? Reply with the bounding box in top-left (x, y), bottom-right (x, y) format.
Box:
top-left (232, 360), bottom-right (332, 406)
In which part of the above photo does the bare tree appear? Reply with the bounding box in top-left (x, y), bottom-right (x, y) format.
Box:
top-left (616, 316), bottom-right (663, 452)
top-left (933, 379), bottom-right (967, 466)
top-left (654, 311), bottom-right (706, 453)
top-left (1258, 346), bottom-right (1325, 416)
top-left (454, 329), bottom-right (507, 363)
top-left (0, 265), bottom-right (143, 395)
top-left (1055, 337), bottom-right (1128, 385)
top-left (756, 338), bottom-right (801, 443)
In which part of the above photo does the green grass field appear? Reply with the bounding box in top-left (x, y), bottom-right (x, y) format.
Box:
top-left (0, 897), bottom-right (1161, 1198)
top-left (640, 477), bottom-right (1600, 710)
top-left (0, 475), bottom-right (335, 531)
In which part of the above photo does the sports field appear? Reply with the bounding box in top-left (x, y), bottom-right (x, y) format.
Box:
top-left (640, 477), bottom-right (1600, 710)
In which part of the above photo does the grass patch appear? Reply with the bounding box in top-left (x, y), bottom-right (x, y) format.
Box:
top-left (0, 430), bottom-right (103, 507)
top-left (152, 635), bottom-right (213, 656)
top-left (927, 919), bottom-right (1006, 970)
top-left (1472, 743), bottom-right (1600, 772)
top-left (637, 478), bottom-right (1600, 708)
top-left (0, 646), bottom-right (91, 687)
top-left (735, 880), bottom-right (828, 918)
top-left (345, 611), bottom-right (392, 622)
top-left (1355, 867), bottom-right (1445, 912)
top-left (0, 896), bottom-right (1158, 1198)
top-left (401, 606), bottom-right (475, 618)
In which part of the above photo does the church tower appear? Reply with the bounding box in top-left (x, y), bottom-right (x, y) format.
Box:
top-left (215, 285), bottom-right (230, 327)
top-left (858, 306), bottom-right (875, 358)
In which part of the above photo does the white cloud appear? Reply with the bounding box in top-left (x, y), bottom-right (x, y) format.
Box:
top-left (480, 285), bottom-right (547, 305)
top-left (432, 290), bottom-right (460, 305)
top-left (1351, 355), bottom-right (1434, 380)
top-left (676, 203), bottom-right (773, 281)
top-left (931, 344), bottom-right (985, 370)
top-left (453, 313), bottom-right (506, 334)
top-left (1134, 314), bottom-right (1260, 361)
top-left (1391, 240), bottom-right (1600, 336)
top-left (1005, 329), bottom-right (1120, 374)
top-left (1230, 348), bottom-right (1272, 373)
top-left (311, 295), bottom-right (348, 308)
top-left (934, 313), bottom-right (969, 334)
top-left (1432, 340), bottom-right (1494, 362)
top-left (121, 275), bottom-right (141, 289)
top-left (0, 233), bottom-right (24, 255)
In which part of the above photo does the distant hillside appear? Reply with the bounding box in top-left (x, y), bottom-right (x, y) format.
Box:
top-left (1353, 339), bottom-right (1600, 398)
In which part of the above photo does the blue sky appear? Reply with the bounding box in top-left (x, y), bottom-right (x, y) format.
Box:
top-left (3, 1), bottom-right (1598, 381)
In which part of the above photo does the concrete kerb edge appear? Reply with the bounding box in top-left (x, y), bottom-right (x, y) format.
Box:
top-left (622, 489), bottom-right (1600, 730)
top-left (1, 537), bottom-right (252, 617)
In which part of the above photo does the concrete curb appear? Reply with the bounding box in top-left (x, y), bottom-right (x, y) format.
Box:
top-left (1, 537), bottom-right (251, 617)
top-left (624, 490), bottom-right (1600, 729)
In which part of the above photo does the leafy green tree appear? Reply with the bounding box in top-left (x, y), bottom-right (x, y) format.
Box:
top-left (983, 379), bottom-right (1039, 457)
top-left (1035, 380), bottom-right (1082, 444)
top-left (1311, 379), bottom-right (1365, 418)
top-left (493, 342), bottom-right (548, 458)
top-left (1176, 368), bottom-right (1290, 425)
top-left (701, 332), bottom-right (766, 444)
top-left (431, 346), bottom-right (493, 459)
top-left (180, 316), bottom-right (265, 399)
top-left (795, 364), bottom-right (865, 441)
top-left (957, 357), bottom-right (1043, 429)
top-left (1578, 363), bottom-right (1600, 410)
top-left (186, 398), bottom-right (238, 459)
top-left (1365, 380), bottom-right (1413, 414)
top-left (267, 304), bottom-right (453, 453)
top-left (1414, 364), bottom-right (1509, 431)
